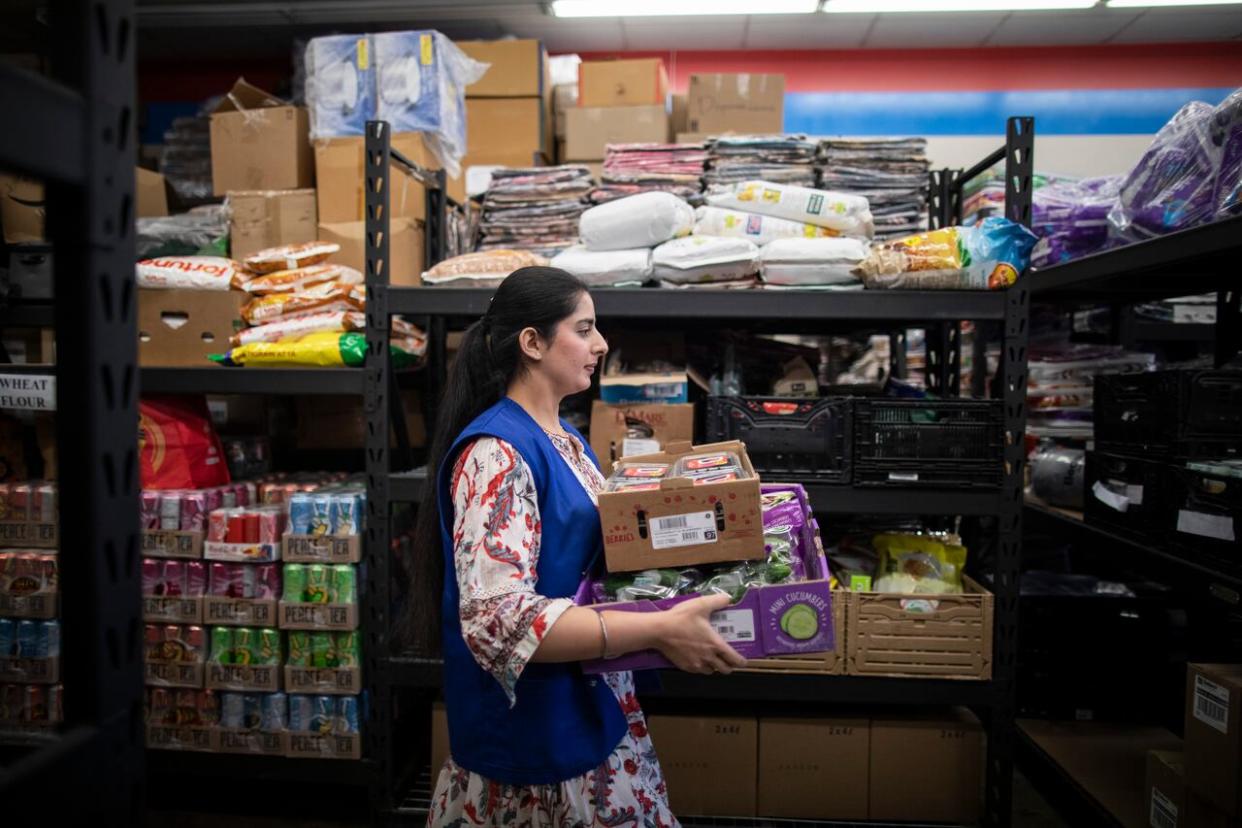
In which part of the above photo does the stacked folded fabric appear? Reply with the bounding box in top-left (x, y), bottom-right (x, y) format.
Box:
top-left (704, 135), bottom-right (818, 188)
top-left (817, 138), bottom-right (930, 239)
top-left (478, 166), bottom-right (593, 258)
top-left (590, 143), bottom-right (707, 205)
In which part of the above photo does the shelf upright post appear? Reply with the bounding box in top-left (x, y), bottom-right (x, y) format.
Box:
top-left (1216, 288), bottom-right (1240, 367)
top-left (364, 119), bottom-right (395, 812)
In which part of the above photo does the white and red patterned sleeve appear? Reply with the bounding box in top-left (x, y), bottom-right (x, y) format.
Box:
top-left (450, 436), bottom-right (574, 706)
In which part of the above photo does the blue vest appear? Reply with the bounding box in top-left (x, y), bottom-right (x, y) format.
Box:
top-left (437, 397), bottom-right (627, 785)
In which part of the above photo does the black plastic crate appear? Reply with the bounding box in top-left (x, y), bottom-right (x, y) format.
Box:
top-left (705, 396), bottom-right (850, 482)
top-left (852, 399), bottom-right (1004, 489)
top-left (1095, 369), bottom-right (1242, 458)
top-left (1166, 461), bottom-right (1242, 572)
top-left (1083, 451), bottom-right (1173, 538)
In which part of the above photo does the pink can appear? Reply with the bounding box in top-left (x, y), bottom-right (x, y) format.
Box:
top-left (186, 561), bottom-right (207, 597)
top-left (180, 492), bottom-right (207, 533)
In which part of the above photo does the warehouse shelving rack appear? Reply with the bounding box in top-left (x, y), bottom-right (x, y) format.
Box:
top-left (367, 116), bottom-right (1037, 827)
top-left (0, 0), bottom-right (146, 821)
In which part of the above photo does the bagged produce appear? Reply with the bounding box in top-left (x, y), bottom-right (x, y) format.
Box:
top-left (240, 281), bottom-right (362, 326)
top-left (873, 532), bottom-right (967, 595)
top-left (694, 205), bottom-right (841, 246)
top-left (211, 331), bottom-right (420, 369)
top-left (758, 237), bottom-right (867, 286)
top-left (421, 249), bottom-right (549, 286)
top-left (651, 236), bottom-right (758, 285)
top-left (855, 217), bottom-right (1038, 290)
top-left (579, 192), bottom-right (694, 252)
top-left (137, 256), bottom-right (246, 291)
top-left (551, 245), bottom-right (652, 287)
top-left (240, 263), bottom-right (362, 295)
top-left (706, 180), bottom-right (874, 237)
top-left (231, 310), bottom-right (366, 346)
top-left (243, 241), bottom-right (340, 274)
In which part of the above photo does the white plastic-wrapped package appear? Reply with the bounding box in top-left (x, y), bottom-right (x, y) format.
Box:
top-left (551, 245), bottom-right (652, 287)
top-left (579, 192), bottom-right (694, 251)
top-left (651, 236), bottom-right (758, 285)
top-left (758, 238), bottom-right (868, 286)
top-left (694, 206), bottom-right (842, 246)
top-left (305, 35), bottom-right (375, 140)
top-left (373, 31), bottom-right (488, 178)
top-left (706, 180), bottom-right (874, 237)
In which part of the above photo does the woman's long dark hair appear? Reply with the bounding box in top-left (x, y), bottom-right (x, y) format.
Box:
top-left (406, 266), bottom-right (590, 653)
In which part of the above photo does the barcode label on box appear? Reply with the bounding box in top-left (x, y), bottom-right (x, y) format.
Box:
top-left (710, 609), bottom-right (754, 643)
top-left (1177, 510), bottom-right (1236, 542)
top-left (1194, 674), bottom-right (1230, 734)
top-left (1150, 787), bottom-right (1178, 828)
top-left (621, 438), bottom-right (660, 458)
top-left (650, 511), bottom-right (717, 550)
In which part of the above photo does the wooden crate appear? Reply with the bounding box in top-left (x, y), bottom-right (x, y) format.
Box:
top-left (742, 590), bottom-right (847, 676)
top-left (846, 576), bottom-right (993, 680)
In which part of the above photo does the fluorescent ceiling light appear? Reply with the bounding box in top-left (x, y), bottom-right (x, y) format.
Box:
top-left (824, 0), bottom-right (1096, 10)
top-left (1107, 0), bottom-right (1242, 6)
top-left (550, 0), bottom-right (819, 16)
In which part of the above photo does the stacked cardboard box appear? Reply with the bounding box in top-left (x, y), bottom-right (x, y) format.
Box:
top-left (562, 59), bottom-right (670, 165)
top-left (450, 40), bottom-right (554, 202)
top-left (1178, 664), bottom-right (1242, 827)
top-left (686, 73), bottom-right (785, 137)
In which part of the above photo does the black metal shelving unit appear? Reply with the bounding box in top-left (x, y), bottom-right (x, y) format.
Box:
top-left (139, 367), bottom-right (366, 395)
top-left (0, 0), bottom-right (146, 821)
top-left (367, 117), bottom-right (1037, 827)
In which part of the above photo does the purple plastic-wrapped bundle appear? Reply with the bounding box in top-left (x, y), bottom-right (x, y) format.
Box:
top-left (1031, 176), bottom-right (1122, 268)
top-left (1212, 88), bottom-right (1242, 219)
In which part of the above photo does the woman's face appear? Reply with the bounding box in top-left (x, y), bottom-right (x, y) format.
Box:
top-left (537, 291), bottom-right (608, 396)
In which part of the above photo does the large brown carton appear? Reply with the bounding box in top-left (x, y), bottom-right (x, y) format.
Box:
top-left (0, 173), bottom-right (44, 243)
top-left (136, 168), bottom-right (169, 218)
top-left (457, 39), bottom-right (548, 98)
top-left (869, 710), bottom-right (984, 824)
top-left (598, 439), bottom-right (763, 573)
top-left (210, 79), bottom-right (313, 196)
top-left (137, 289), bottom-right (244, 367)
top-left (1147, 750), bottom-right (1187, 828)
top-left (466, 98), bottom-right (552, 165)
top-left (314, 133), bottom-right (433, 224)
top-left (318, 219), bottom-right (424, 287)
top-left (589, 400), bottom-right (694, 476)
top-left (228, 189), bottom-right (317, 260)
top-left (579, 59), bottom-right (668, 108)
top-left (758, 717), bottom-right (869, 820)
top-left (431, 701), bottom-right (450, 775)
top-left (563, 105), bottom-right (669, 162)
top-left (687, 73), bottom-right (785, 135)
top-left (647, 714), bottom-right (757, 817)
top-left (1185, 663), bottom-right (1242, 816)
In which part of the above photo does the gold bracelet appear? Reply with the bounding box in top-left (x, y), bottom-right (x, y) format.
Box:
top-left (597, 611), bottom-right (612, 660)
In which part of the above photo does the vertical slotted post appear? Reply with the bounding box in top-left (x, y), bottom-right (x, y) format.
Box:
top-left (986, 115), bottom-right (1035, 828)
top-left (1215, 289), bottom-right (1240, 367)
top-left (364, 119), bottom-right (394, 812)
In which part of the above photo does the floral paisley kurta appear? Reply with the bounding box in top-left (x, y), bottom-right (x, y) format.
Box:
top-left (428, 430), bottom-right (678, 828)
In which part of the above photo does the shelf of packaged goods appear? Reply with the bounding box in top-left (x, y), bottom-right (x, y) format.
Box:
top-left (140, 367), bottom-right (367, 396)
top-left (146, 750), bottom-right (375, 785)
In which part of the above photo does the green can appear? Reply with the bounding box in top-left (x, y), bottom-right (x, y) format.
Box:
top-left (310, 632), bottom-right (337, 669)
top-left (306, 565), bottom-right (330, 604)
top-left (287, 631), bottom-right (311, 667)
top-left (335, 631), bottom-right (360, 668)
top-left (330, 564), bottom-right (356, 605)
top-left (257, 628), bottom-right (281, 665)
top-left (283, 564), bottom-right (307, 602)
top-left (209, 626), bottom-right (233, 666)
top-left (232, 627), bottom-right (256, 666)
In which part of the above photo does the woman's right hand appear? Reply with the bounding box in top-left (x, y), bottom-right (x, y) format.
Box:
top-left (652, 593), bottom-right (748, 675)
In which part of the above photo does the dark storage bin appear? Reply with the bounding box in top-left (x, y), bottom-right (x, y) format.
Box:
top-left (1082, 451), bottom-right (1172, 538)
top-left (853, 399), bottom-right (1004, 489)
top-left (1166, 461), bottom-right (1242, 574)
top-left (705, 396), bottom-right (850, 482)
top-left (1095, 370), bottom-right (1242, 458)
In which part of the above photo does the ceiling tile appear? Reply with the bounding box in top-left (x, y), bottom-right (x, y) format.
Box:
top-left (744, 15), bottom-right (874, 48)
top-left (863, 11), bottom-right (1009, 48)
top-left (1109, 6), bottom-right (1242, 43)
top-left (500, 17), bottom-right (627, 51)
top-left (617, 17), bottom-right (749, 49)
top-left (986, 9), bottom-right (1140, 46)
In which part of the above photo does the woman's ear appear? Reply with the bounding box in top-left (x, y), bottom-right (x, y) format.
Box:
top-left (517, 327), bottom-right (543, 362)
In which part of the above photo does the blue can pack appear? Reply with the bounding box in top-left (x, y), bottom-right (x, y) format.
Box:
top-left (16, 620), bottom-right (38, 658)
top-left (304, 34), bottom-right (375, 140)
top-left (311, 695), bottom-right (336, 735)
top-left (242, 693), bottom-right (262, 731)
top-left (262, 692), bottom-right (288, 732)
top-left (337, 695), bottom-right (360, 734)
top-left (220, 692), bottom-right (245, 729)
top-left (42, 620), bottom-right (60, 659)
top-left (288, 492), bottom-right (314, 535)
top-left (0, 619), bottom-right (13, 657)
top-left (287, 694), bottom-right (313, 732)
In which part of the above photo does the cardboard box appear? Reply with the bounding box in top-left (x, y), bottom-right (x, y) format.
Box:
top-left (563, 105), bottom-right (669, 162)
top-left (1189, 791), bottom-right (1242, 828)
top-left (597, 439), bottom-right (763, 572)
top-left (1185, 663), bottom-right (1242, 816)
top-left (467, 98), bottom-right (552, 165)
top-left (553, 83), bottom-right (578, 139)
top-left (137, 289), bottom-right (244, 368)
top-left (579, 59), bottom-right (668, 108)
top-left (758, 717), bottom-right (869, 820)
top-left (1147, 750), bottom-right (1187, 828)
top-left (287, 731), bottom-right (361, 760)
top-left (203, 540), bottom-right (280, 564)
top-left (671, 93), bottom-right (689, 137)
top-left (431, 701), bottom-right (450, 774)
top-left (147, 724), bottom-right (220, 752)
top-left (279, 601), bottom-right (358, 631)
top-left (589, 401), bottom-right (695, 476)
top-left (228, 189), bottom-right (317, 260)
top-left (143, 595), bottom-right (204, 624)
top-left (294, 391), bottom-right (426, 451)
top-left (210, 79), bottom-right (313, 196)
top-left (203, 596), bottom-right (279, 627)
top-left (457, 39), bottom-right (548, 98)
top-left (318, 219), bottom-right (424, 287)
top-left (772, 356), bottom-right (818, 397)
top-left (206, 661), bottom-right (282, 692)
top-left (599, 372), bottom-right (689, 405)
top-left (647, 715), bottom-right (757, 817)
top-left (687, 73), bottom-right (785, 135)
top-left (0, 520), bottom-right (57, 548)
top-left (144, 658), bottom-right (206, 689)
top-left (0, 655), bottom-right (60, 684)
top-left (0, 173), bottom-right (44, 243)
top-left (283, 534), bottom-right (361, 565)
top-left (0, 589), bottom-right (57, 619)
top-left (142, 529), bottom-right (204, 560)
top-left (314, 133), bottom-right (432, 224)
top-left (218, 728), bottom-right (288, 756)
top-left (136, 168), bottom-right (169, 218)
top-left (869, 710), bottom-right (984, 824)
top-left (285, 665), bottom-right (362, 695)
top-left (743, 587), bottom-right (847, 676)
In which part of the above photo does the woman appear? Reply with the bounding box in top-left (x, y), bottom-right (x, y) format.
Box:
top-left (413, 267), bottom-right (745, 826)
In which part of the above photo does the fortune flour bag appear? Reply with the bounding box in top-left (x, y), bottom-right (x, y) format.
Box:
top-left (694, 206), bottom-right (842, 247)
top-left (758, 237), bottom-right (867, 287)
top-left (579, 192), bottom-right (694, 251)
top-left (706, 180), bottom-right (874, 237)
top-left (651, 235), bottom-right (758, 285)
top-left (551, 245), bottom-right (653, 286)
